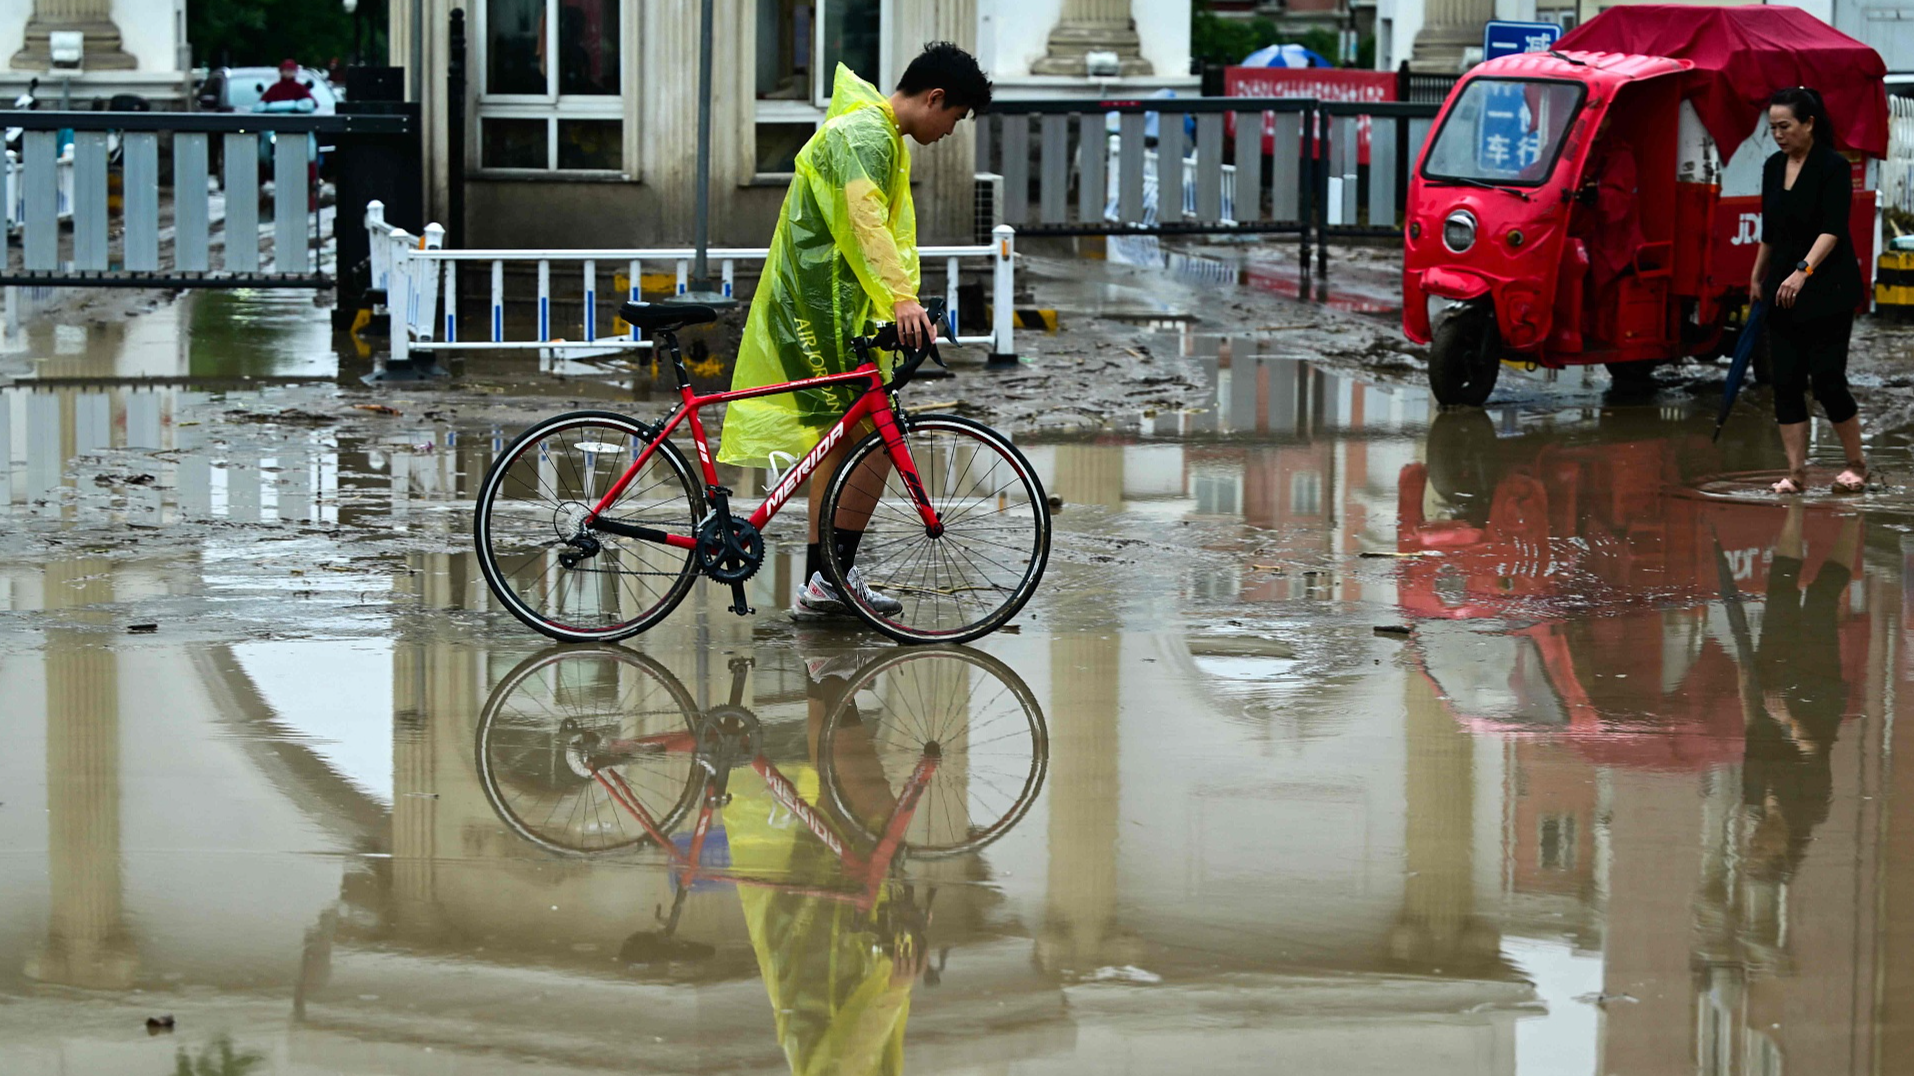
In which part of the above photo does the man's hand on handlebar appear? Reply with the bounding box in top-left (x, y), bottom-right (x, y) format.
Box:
top-left (893, 298), bottom-right (938, 352)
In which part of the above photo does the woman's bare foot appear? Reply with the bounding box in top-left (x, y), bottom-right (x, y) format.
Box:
top-left (1772, 469), bottom-right (1808, 495)
top-left (1833, 460), bottom-right (1867, 494)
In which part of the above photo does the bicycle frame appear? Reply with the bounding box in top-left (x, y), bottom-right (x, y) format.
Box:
top-left (589, 733), bottom-right (940, 911)
top-left (585, 361), bottom-right (942, 548)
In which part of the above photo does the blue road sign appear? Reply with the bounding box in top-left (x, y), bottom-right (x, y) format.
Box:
top-left (1482, 20), bottom-right (1562, 62)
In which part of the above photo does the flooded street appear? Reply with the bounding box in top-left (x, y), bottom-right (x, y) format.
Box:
top-left (6, 286), bottom-right (1914, 1074)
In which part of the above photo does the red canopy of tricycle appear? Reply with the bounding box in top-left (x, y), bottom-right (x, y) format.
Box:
top-left (1556, 4), bottom-right (1888, 158)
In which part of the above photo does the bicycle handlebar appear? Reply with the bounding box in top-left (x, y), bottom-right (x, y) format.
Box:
top-left (856, 297), bottom-right (952, 391)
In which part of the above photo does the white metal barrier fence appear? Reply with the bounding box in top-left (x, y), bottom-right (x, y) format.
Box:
top-left (365, 201), bottom-right (1019, 363)
top-left (1886, 96), bottom-right (1914, 217)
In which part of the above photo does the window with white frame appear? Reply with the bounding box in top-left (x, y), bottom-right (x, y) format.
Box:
top-left (754, 0), bottom-right (886, 173)
top-left (479, 0), bottom-right (624, 172)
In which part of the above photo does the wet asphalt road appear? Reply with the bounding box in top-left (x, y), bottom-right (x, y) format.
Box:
top-left (5, 272), bottom-right (1914, 1074)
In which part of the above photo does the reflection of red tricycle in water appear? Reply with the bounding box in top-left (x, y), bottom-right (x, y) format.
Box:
top-left (1394, 411), bottom-right (1870, 771)
top-left (1402, 5), bottom-right (1888, 406)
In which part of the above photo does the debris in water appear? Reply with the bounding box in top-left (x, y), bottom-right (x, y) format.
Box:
top-left (1374, 625), bottom-right (1412, 637)
top-left (1249, 564), bottom-right (1285, 573)
top-left (127, 623), bottom-right (159, 634)
top-left (1086, 965), bottom-right (1162, 984)
top-left (145, 1015), bottom-right (175, 1034)
top-left (1359, 550), bottom-right (1438, 559)
top-left (1046, 495), bottom-right (1064, 510)
top-left (353, 404), bottom-right (404, 416)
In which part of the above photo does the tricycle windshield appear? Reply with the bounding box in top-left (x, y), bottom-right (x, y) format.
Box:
top-left (1421, 78), bottom-right (1587, 188)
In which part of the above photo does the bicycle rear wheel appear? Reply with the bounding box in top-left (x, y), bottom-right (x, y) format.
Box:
top-left (476, 646), bottom-right (702, 856)
top-left (474, 411), bottom-right (700, 642)
top-left (818, 647), bottom-right (1048, 859)
top-left (821, 415), bottom-right (1050, 644)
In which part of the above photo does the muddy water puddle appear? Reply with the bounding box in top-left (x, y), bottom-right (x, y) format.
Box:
top-left (10, 295), bottom-right (1914, 1070)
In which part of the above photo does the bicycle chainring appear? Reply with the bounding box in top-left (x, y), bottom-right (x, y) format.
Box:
top-left (695, 515), bottom-right (764, 584)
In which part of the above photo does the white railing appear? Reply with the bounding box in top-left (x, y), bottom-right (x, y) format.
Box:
top-left (365, 201), bottom-right (1018, 363)
top-left (1886, 96), bottom-right (1914, 217)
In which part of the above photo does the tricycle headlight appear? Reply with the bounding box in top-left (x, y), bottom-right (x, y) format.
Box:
top-left (1442, 209), bottom-right (1477, 254)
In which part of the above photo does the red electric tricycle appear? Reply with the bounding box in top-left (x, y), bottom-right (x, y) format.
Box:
top-left (1402, 5), bottom-right (1888, 406)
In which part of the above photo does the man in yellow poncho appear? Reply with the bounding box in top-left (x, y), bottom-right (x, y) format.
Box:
top-left (716, 43), bottom-right (992, 620)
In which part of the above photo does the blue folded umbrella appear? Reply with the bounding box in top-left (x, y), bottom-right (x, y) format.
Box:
top-left (1713, 301), bottom-right (1766, 443)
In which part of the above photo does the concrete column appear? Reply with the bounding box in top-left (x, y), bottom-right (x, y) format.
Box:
top-left (1410, 0), bottom-right (1495, 73)
top-left (11, 0), bottom-right (136, 71)
top-left (890, 0), bottom-right (979, 243)
top-left (1031, 0), bottom-right (1152, 77)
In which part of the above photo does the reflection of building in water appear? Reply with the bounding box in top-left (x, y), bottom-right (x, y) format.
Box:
top-left (24, 559), bottom-right (136, 990)
top-left (1023, 344), bottom-right (1418, 609)
top-left (1038, 632), bottom-right (1132, 973)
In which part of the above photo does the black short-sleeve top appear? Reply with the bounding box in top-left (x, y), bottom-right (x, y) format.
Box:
top-left (1761, 142), bottom-right (1863, 322)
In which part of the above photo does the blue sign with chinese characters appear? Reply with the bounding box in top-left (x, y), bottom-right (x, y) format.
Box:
top-left (1482, 20), bottom-right (1562, 62)
top-left (1476, 82), bottom-right (1547, 178)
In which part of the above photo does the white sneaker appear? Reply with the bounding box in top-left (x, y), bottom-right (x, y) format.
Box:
top-left (844, 566), bottom-right (904, 615)
top-left (791, 571), bottom-right (851, 621)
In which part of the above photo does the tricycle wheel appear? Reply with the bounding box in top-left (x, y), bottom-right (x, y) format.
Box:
top-left (1604, 361), bottom-right (1660, 393)
top-left (1428, 303), bottom-right (1500, 407)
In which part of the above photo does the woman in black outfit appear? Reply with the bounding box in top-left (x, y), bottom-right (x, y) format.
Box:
top-left (1751, 88), bottom-right (1867, 495)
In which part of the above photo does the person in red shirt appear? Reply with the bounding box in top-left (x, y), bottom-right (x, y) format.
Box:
top-left (260, 59), bottom-right (314, 106)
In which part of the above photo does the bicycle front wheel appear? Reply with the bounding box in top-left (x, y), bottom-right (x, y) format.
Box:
top-left (818, 647), bottom-right (1048, 859)
top-left (821, 415), bottom-right (1050, 644)
top-left (474, 411), bottom-right (700, 642)
top-left (476, 646), bottom-right (703, 856)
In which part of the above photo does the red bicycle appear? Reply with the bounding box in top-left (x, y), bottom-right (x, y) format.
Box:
top-left (472, 298), bottom-right (1051, 645)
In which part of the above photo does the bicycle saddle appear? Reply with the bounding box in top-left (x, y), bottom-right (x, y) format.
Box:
top-left (618, 301), bottom-right (718, 331)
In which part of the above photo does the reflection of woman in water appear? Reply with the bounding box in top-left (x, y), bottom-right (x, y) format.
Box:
top-left (1744, 504), bottom-right (1861, 884)
top-left (724, 656), bottom-right (923, 1076)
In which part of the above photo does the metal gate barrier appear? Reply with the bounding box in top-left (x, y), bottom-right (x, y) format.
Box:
top-left (976, 95), bottom-right (1440, 263)
top-left (0, 109), bottom-right (410, 288)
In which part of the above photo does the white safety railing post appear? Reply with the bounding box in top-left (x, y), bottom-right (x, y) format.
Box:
top-left (583, 259), bottom-right (597, 341)
top-left (721, 258), bottom-right (734, 299)
top-left (366, 200), bottom-right (388, 289)
top-left (675, 259), bottom-right (688, 296)
top-left (990, 225), bottom-right (1016, 361)
top-left (945, 255), bottom-right (960, 338)
top-left (443, 252), bottom-right (458, 343)
top-left (419, 223), bottom-right (445, 341)
top-left (389, 226), bottom-right (411, 362)
top-left (627, 258), bottom-right (643, 342)
top-left (537, 260), bottom-right (551, 340)
top-left (490, 259), bottom-right (504, 342)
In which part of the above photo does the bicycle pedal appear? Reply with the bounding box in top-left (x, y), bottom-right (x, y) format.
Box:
top-left (727, 603), bottom-right (756, 616)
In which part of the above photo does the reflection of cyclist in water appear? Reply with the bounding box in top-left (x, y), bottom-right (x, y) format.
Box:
top-left (1744, 503), bottom-right (1861, 883)
top-left (724, 652), bottom-right (923, 1076)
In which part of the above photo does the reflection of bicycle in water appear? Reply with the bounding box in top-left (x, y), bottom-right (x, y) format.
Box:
top-left (475, 645), bottom-right (1048, 974)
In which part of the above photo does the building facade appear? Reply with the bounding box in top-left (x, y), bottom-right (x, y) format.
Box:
top-left (0, 0), bottom-right (190, 105)
top-left (388, 0), bottom-right (1193, 249)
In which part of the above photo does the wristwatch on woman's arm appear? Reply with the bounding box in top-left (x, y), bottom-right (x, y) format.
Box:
top-left (1796, 259), bottom-right (1815, 276)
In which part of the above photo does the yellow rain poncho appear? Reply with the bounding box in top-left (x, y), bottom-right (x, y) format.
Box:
top-left (718, 65), bottom-right (920, 468)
